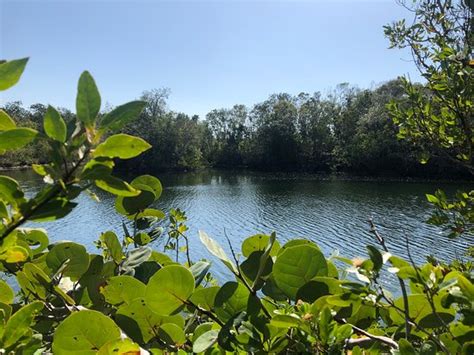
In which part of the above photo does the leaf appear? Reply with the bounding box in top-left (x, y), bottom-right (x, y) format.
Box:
top-left (115, 185), bottom-right (155, 215)
top-left (76, 71), bottom-right (101, 127)
top-left (189, 286), bottom-right (220, 311)
top-left (241, 233), bottom-right (280, 257)
top-left (95, 176), bottom-right (140, 197)
top-left (16, 228), bottom-right (49, 256)
top-left (52, 310), bottom-right (121, 354)
top-left (367, 245), bottom-right (383, 271)
top-left (0, 280), bottom-right (14, 304)
top-left (46, 242), bottom-right (90, 281)
top-left (0, 175), bottom-right (25, 206)
top-left (193, 329), bottom-right (219, 353)
top-left (0, 128), bottom-right (38, 151)
top-left (101, 275), bottom-right (146, 306)
top-left (43, 105), bottom-right (67, 142)
top-left (0, 110), bottom-right (16, 131)
top-left (273, 244), bottom-right (328, 300)
top-left (189, 261), bottom-right (211, 287)
top-left (145, 265), bottom-right (195, 315)
top-left (98, 338), bottom-right (140, 355)
top-left (214, 281), bottom-right (251, 322)
top-left (398, 338), bottom-right (417, 355)
top-left (1, 301), bottom-right (43, 350)
top-left (0, 57), bottom-right (29, 91)
top-left (99, 231), bottom-right (123, 264)
top-left (93, 134), bottom-right (151, 159)
top-left (99, 100), bottom-right (146, 132)
top-left (115, 298), bottom-right (184, 344)
top-left (199, 230), bottom-right (237, 274)
top-left (130, 175), bottom-right (162, 200)
top-left (158, 323), bottom-right (186, 346)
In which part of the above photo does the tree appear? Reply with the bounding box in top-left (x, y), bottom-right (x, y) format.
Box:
top-left (385, 0), bottom-right (474, 237)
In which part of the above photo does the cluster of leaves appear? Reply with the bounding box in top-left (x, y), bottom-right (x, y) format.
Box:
top-left (385, 0), bottom-right (474, 239)
top-left (1, 57), bottom-right (473, 354)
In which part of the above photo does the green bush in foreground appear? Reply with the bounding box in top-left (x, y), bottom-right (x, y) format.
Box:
top-left (0, 60), bottom-right (473, 355)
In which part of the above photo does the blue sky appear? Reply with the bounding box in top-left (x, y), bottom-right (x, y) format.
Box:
top-left (1, 0), bottom-right (420, 118)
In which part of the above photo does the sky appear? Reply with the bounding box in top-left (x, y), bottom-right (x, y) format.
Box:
top-left (1, 0), bottom-right (421, 118)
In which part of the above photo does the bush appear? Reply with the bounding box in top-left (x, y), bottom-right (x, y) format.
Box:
top-left (0, 59), bottom-right (473, 354)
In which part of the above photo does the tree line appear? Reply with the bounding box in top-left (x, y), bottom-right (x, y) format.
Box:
top-left (0, 79), bottom-right (467, 178)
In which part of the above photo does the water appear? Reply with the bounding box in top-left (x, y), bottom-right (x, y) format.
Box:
top-left (3, 169), bottom-right (473, 281)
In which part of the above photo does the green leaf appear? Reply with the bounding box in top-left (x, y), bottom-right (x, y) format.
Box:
top-left (1, 301), bottom-right (43, 350)
top-left (189, 286), bottom-right (220, 311)
top-left (367, 245), bottom-right (383, 271)
top-left (121, 247), bottom-right (152, 275)
top-left (199, 230), bottom-right (237, 274)
top-left (80, 159), bottom-right (114, 180)
top-left (241, 233), bottom-right (280, 257)
top-left (0, 110), bottom-right (16, 131)
top-left (76, 71), bottom-right (101, 127)
top-left (0, 175), bottom-right (25, 206)
top-left (189, 261), bottom-right (211, 287)
top-left (398, 338), bottom-right (417, 355)
top-left (115, 185), bottom-right (155, 215)
top-left (52, 310), bottom-right (121, 354)
top-left (214, 281), bottom-right (252, 322)
top-left (145, 265), bottom-right (195, 315)
top-left (130, 175), bottom-right (162, 200)
top-left (16, 228), bottom-right (49, 256)
top-left (0, 57), bottom-right (28, 91)
top-left (158, 323), bottom-right (186, 346)
top-left (93, 134), bottom-right (151, 159)
top-left (99, 100), bottom-right (146, 132)
top-left (0, 128), bottom-right (38, 151)
top-left (115, 297), bottom-right (184, 344)
top-left (99, 231), bottom-right (123, 264)
top-left (101, 275), bottom-right (146, 306)
top-left (273, 244), bottom-right (328, 300)
top-left (46, 242), bottom-right (90, 281)
top-left (0, 280), bottom-right (14, 304)
top-left (94, 175), bottom-right (140, 197)
top-left (98, 338), bottom-right (140, 355)
top-left (193, 329), bottom-right (219, 353)
top-left (43, 105), bottom-right (67, 142)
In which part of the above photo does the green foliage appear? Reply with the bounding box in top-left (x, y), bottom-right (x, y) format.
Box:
top-left (0, 54), bottom-right (472, 354)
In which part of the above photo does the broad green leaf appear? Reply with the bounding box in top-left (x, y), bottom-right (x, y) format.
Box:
top-left (136, 208), bottom-right (166, 220)
top-left (81, 159), bottom-right (114, 180)
top-left (43, 105), bottom-right (67, 142)
top-left (16, 228), bottom-right (49, 256)
top-left (0, 245), bottom-right (29, 263)
top-left (0, 128), bottom-right (38, 151)
top-left (101, 275), bottom-right (146, 306)
top-left (214, 281), bottom-right (252, 322)
top-left (29, 198), bottom-right (77, 222)
top-left (115, 297), bottom-right (184, 344)
top-left (270, 314), bottom-right (303, 328)
top-left (367, 245), bottom-right (383, 271)
top-left (189, 261), bottom-right (211, 287)
top-left (95, 175), bottom-right (140, 197)
top-left (273, 244), bottom-right (328, 300)
top-left (130, 175), bottom-right (162, 200)
top-left (1, 301), bottom-right (43, 350)
top-left (16, 262), bottom-right (51, 300)
top-left (193, 329), bottom-right (219, 353)
top-left (189, 286), bottom-right (220, 311)
top-left (115, 184), bottom-right (155, 215)
top-left (76, 71), bottom-right (101, 127)
top-left (0, 280), bottom-right (14, 304)
top-left (99, 100), bottom-right (146, 132)
top-left (121, 247), bottom-right (152, 275)
top-left (158, 323), bottom-right (186, 346)
top-left (277, 238), bottom-right (317, 256)
top-left (93, 134), bottom-right (151, 159)
top-left (99, 231), bottom-right (123, 264)
top-left (241, 233), bottom-right (280, 257)
top-left (98, 338), bottom-right (140, 355)
top-left (398, 338), bottom-right (416, 355)
top-left (199, 230), bottom-right (237, 274)
top-left (0, 175), bottom-right (24, 206)
top-left (0, 110), bottom-right (16, 131)
top-left (46, 242), bottom-right (90, 280)
top-left (0, 57), bottom-right (28, 91)
top-left (296, 277), bottom-right (341, 303)
top-left (52, 310), bottom-right (121, 354)
top-left (145, 265), bottom-right (195, 315)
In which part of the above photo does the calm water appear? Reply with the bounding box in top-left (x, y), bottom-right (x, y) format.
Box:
top-left (4, 169), bottom-right (473, 281)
